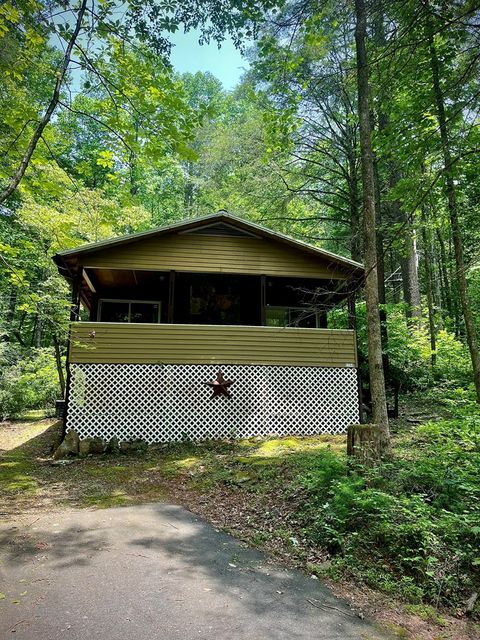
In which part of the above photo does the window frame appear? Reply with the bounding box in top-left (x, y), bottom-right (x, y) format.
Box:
top-left (97, 299), bottom-right (162, 324)
top-left (265, 305), bottom-right (320, 328)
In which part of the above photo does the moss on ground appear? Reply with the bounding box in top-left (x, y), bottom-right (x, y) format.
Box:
top-left (85, 464), bottom-right (137, 482)
top-left (403, 604), bottom-right (448, 627)
top-left (81, 489), bottom-right (132, 508)
top-left (0, 456), bottom-right (37, 493)
top-left (0, 420), bottom-right (344, 514)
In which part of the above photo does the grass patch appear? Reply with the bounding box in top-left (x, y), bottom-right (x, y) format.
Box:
top-left (0, 456), bottom-right (37, 493)
top-left (82, 490), bottom-right (132, 508)
top-left (14, 409), bottom-right (52, 422)
top-left (85, 464), bottom-right (136, 482)
top-left (404, 604), bottom-right (448, 626)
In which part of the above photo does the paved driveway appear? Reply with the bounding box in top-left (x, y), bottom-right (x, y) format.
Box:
top-left (0, 504), bottom-right (390, 639)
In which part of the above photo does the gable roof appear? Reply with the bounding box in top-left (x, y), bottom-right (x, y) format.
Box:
top-left (53, 211), bottom-right (363, 276)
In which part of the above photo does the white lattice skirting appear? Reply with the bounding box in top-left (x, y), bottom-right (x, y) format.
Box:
top-left (66, 363), bottom-right (359, 443)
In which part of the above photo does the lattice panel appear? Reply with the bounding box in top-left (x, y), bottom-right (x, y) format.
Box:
top-left (66, 364), bottom-right (359, 443)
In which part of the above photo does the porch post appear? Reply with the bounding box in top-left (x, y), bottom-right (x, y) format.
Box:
top-left (347, 286), bottom-right (356, 330)
top-left (168, 270), bottom-right (175, 323)
top-left (260, 274), bottom-right (266, 326)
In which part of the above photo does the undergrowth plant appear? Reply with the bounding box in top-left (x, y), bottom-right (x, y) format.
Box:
top-left (293, 404), bottom-right (480, 611)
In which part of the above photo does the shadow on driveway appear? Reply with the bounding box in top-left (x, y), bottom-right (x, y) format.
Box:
top-left (0, 503), bottom-right (391, 639)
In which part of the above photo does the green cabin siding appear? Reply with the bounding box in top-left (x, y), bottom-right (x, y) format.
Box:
top-left (80, 234), bottom-right (348, 280)
top-left (69, 323), bottom-right (358, 368)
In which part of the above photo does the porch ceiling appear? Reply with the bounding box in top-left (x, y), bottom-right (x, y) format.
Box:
top-left (88, 268), bottom-right (167, 290)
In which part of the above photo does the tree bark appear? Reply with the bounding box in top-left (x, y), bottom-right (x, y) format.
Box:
top-left (347, 423), bottom-right (382, 466)
top-left (354, 0), bottom-right (391, 456)
top-left (389, 166), bottom-right (422, 323)
top-left (425, 3), bottom-right (480, 402)
top-left (420, 207), bottom-right (437, 366)
top-left (53, 334), bottom-right (66, 397)
top-left (0, 0), bottom-right (88, 204)
top-left (34, 311), bottom-right (43, 347)
top-left (399, 224), bottom-right (422, 322)
top-left (435, 226), bottom-right (453, 321)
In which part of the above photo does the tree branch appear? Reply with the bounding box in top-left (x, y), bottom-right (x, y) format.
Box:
top-left (0, 0), bottom-right (88, 204)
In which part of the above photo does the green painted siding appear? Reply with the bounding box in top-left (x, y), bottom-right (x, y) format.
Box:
top-left (69, 323), bottom-right (358, 367)
top-left (80, 234), bottom-right (347, 279)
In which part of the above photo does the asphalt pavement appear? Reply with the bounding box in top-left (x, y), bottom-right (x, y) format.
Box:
top-left (0, 503), bottom-right (392, 639)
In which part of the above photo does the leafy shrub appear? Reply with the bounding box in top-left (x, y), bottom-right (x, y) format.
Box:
top-left (293, 409), bottom-right (480, 609)
top-left (0, 346), bottom-right (61, 419)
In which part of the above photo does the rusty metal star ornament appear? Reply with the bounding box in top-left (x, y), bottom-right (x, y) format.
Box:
top-left (204, 370), bottom-right (235, 399)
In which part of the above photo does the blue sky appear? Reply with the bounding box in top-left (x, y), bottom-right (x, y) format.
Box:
top-left (169, 30), bottom-right (249, 90)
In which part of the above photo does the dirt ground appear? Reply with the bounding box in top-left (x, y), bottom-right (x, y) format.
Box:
top-left (0, 414), bottom-right (477, 640)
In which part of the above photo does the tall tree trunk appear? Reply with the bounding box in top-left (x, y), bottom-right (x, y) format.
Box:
top-left (354, 0), bottom-right (390, 455)
top-left (389, 165), bottom-right (422, 323)
top-left (399, 224), bottom-right (422, 322)
top-left (420, 208), bottom-right (437, 366)
top-left (373, 157), bottom-right (391, 387)
top-left (431, 247), bottom-right (443, 322)
top-left (425, 4), bottom-right (480, 402)
top-left (435, 227), bottom-right (453, 321)
top-left (34, 313), bottom-right (43, 347)
top-left (0, 0), bottom-right (88, 204)
top-left (371, 5), bottom-right (389, 339)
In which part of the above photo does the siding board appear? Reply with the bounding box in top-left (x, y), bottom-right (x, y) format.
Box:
top-left (70, 323), bottom-right (358, 367)
top-left (80, 234), bottom-right (347, 279)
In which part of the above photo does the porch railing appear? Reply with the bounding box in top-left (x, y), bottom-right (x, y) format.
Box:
top-left (69, 322), bottom-right (357, 368)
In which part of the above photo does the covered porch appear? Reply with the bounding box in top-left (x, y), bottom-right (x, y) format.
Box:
top-left (78, 267), bottom-right (355, 330)
top-left (66, 268), bottom-right (359, 442)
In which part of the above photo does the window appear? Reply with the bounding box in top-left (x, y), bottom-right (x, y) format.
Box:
top-left (98, 300), bottom-right (161, 323)
top-left (266, 306), bottom-right (319, 328)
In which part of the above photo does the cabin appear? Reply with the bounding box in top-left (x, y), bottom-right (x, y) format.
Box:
top-left (53, 211), bottom-right (364, 444)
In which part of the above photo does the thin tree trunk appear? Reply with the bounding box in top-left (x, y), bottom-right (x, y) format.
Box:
top-left (431, 247), bottom-right (443, 322)
top-left (183, 161), bottom-right (195, 216)
top-left (30, 315), bottom-right (38, 347)
top-left (372, 0), bottom-right (388, 328)
top-left (389, 164), bottom-right (422, 323)
top-left (354, 0), bottom-right (390, 455)
top-left (53, 335), bottom-right (66, 397)
top-left (420, 208), bottom-right (437, 366)
top-left (425, 4), bottom-right (480, 402)
top-left (129, 119), bottom-right (140, 196)
top-left (2, 288), bottom-right (17, 342)
top-left (34, 312), bottom-right (43, 347)
top-left (373, 157), bottom-right (391, 389)
top-left (435, 227), bottom-right (453, 321)
top-left (0, 0), bottom-right (88, 204)
top-left (399, 225), bottom-right (422, 323)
